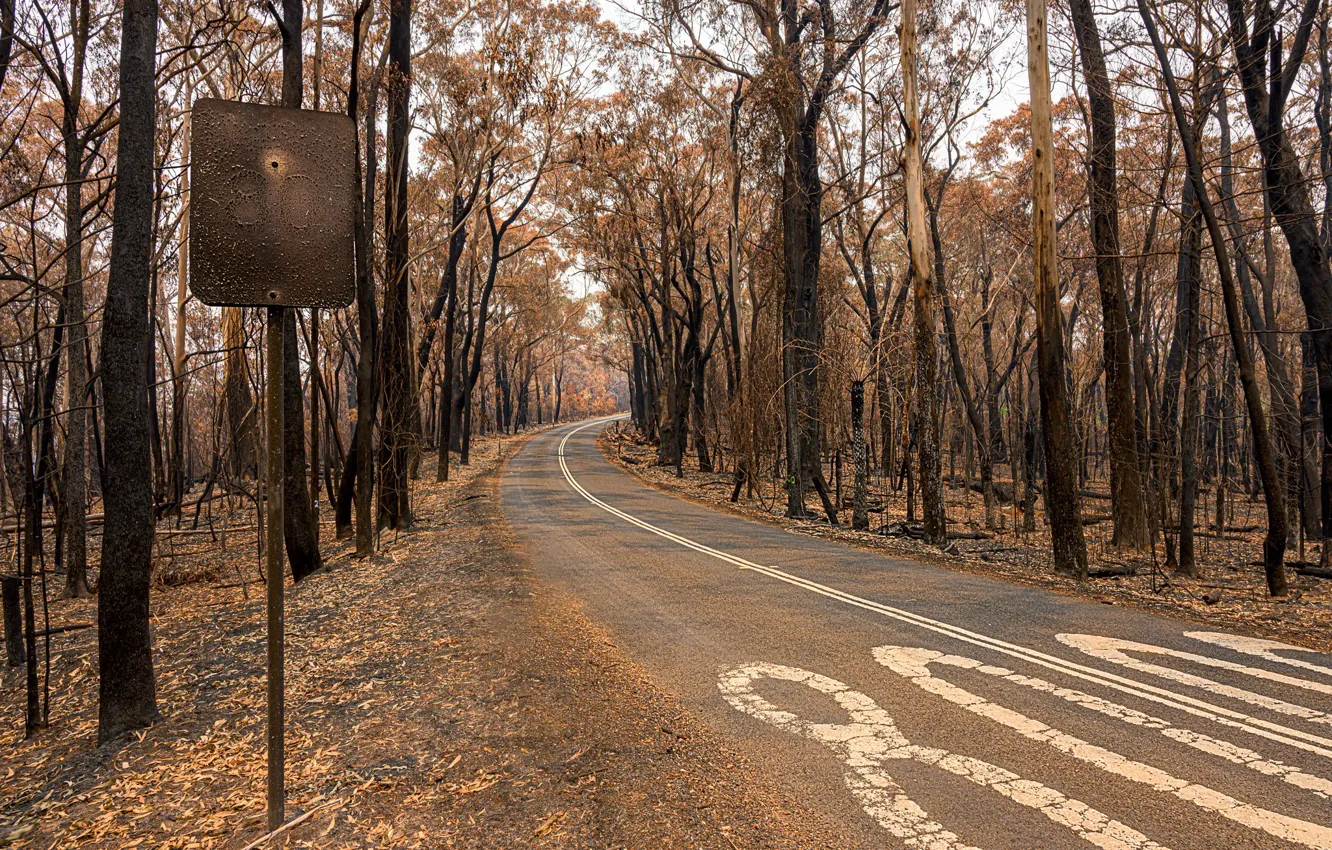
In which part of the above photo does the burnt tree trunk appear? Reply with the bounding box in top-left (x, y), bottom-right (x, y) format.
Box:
top-left (223, 308), bottom-right (256, 479)
top-left (903, 0), bottom-right (943, 542)
top-left (1156, 171), bottom-right (1202, 570)
top-left (61, 28), bottom-right (91, 596)
top-left (1302, 335), bottom-right (1322, 538)
top-left (274, 0), bottom-right (322, 579)
top-left (693, 353), bottom-right (711, 473)
top-left (283, 311), bottom-right (322, 578)
top-left (777, 81), bottom-right (843, 524)
top-left (348, 0), bottom-right (379, 553)
top-left (377, 0), bottom-right (413, 530)
top-left (937, 215), bottom-right (996, 530)
top-left (1028, 0), bottom-right (1087, 578)
top-left (1144, 0), bottom-right (1288, 594)
top-left (1225, 0), bottom-right (1332, 575)
top-left (851, 381), bottom-right (869, 530)
top-left (0, 0), bottom-right (12, 96)
top-left (98, 0), bottom-right (160, 742)
top-left (1069, 0), bottom-right (1149, 549)
top-left (435, 194), bottom-right (468, 482)
top-left (2, 576), bottom-right (21, 667)
top-left (1178, 320), bottom-right (1203, 575)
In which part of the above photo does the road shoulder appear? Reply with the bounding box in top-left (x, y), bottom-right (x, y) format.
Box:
top-left (2, 431), bottom-right (848, 849)
top-left (598, 425), bottom-right (1332, 653)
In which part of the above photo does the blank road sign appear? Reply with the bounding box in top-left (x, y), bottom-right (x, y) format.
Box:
top-left (190, 99), bottom-right (356, 308)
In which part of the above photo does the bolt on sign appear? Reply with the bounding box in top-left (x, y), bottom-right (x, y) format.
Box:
top-left (189, 98), bottom-right (356, 308)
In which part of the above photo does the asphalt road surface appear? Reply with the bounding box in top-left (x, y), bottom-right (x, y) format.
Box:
top-left (501, 417), bottom-right (1332, 850)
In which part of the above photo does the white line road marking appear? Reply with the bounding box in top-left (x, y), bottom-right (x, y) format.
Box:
top-left (1186, 632), bottom-right (1332, 680)
top-left (555, 420), bottom-right (1332, 760)
top-left (873, 645), bottom-right (1332, 848)
top-left (1058, 635), bottom-right (1332, 726)
top-left (719, 662), bottom-right (1169, 850)
top-left (875, 644), bottom-right (1332, 798)
top-left (556, 420), bottom-right (1332, 845)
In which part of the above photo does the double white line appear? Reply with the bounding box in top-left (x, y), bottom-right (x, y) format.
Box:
top-left (557, 419), bottom-right (1332, 760)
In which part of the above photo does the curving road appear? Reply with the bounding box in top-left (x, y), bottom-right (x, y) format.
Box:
top-left (501, 417), bottom-right (1332, 850)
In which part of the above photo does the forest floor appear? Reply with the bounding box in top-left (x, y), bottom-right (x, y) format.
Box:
top-left (600, 423), bottom-right (1332, 653)
top-left (0, 430), bottom-right (848, 849)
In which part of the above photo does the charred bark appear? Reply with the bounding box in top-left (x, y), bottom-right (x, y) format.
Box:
top-left (1069, 0), bottom-right (1149, 549)
top-left (1028, 0), bottom-right (1087, 577)
top-left (98, 0), bottom-right (160, 742)
top-left (377, 0), bottom-right (413, 530)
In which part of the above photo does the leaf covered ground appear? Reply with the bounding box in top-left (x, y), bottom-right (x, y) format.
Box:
top-left (601, 425), bottom-right (1332, 653)
top-left (1, 433), bottom-right (849, 849)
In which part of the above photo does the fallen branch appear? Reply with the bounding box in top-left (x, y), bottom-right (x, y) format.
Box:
top-left (156, 526), bottom-right (255, 538)
top-left (1089, 563), bottom-right (1137, 578)
top-left (966, 482), bottom-right (1015, 503)
top-left (32, 623), bottom-right (94, 638)
top-left (881, 522), bottom-right (991, 541)
top-left (1248, 560), bottom-right (1328, 578)
top-left (0, 513), bottom-right (105, 533)
top-left (238, 799), bottom-right (343, 850)
top-left (1296, 565), bottom-right (1332, 580)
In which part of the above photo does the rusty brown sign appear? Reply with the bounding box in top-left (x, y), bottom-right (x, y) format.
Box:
top-left (189, 98), bottom-right (356, 308)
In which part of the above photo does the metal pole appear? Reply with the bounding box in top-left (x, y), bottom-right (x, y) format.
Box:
top-left (265, 305), bottom-right (285, 833)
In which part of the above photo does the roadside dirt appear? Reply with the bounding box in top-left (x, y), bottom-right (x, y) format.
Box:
top-left (599, 425), bottom-right (1332, 654)
top-left (1, 432), bottom-right (847, 849)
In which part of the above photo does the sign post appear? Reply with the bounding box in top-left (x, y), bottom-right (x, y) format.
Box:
top-left (264, 305), bottom-right (284, 832)
top-left (188, 98), bottom-right (356, 835)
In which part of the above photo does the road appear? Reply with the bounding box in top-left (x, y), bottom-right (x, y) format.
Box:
top-left (500, 417), bottom-right (1332, 850)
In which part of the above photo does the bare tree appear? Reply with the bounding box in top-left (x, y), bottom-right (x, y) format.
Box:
top-left (1068, 0), bottom-right (1148, 549)
top-left (1139, 0), bottom-right (1288, 596)
top-left (269, 0), bottom-right (322, 578)
top-left (902, 0), bottom-right (944, 543)
top-left (98, 0), bottom-right (160, 743)
top-left (1027, 0), bottom-right (1086, 578)
top-left (378, 0), bottom-right (413, 530)
top-left (1223, 0), bottom-right (1332, 569)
